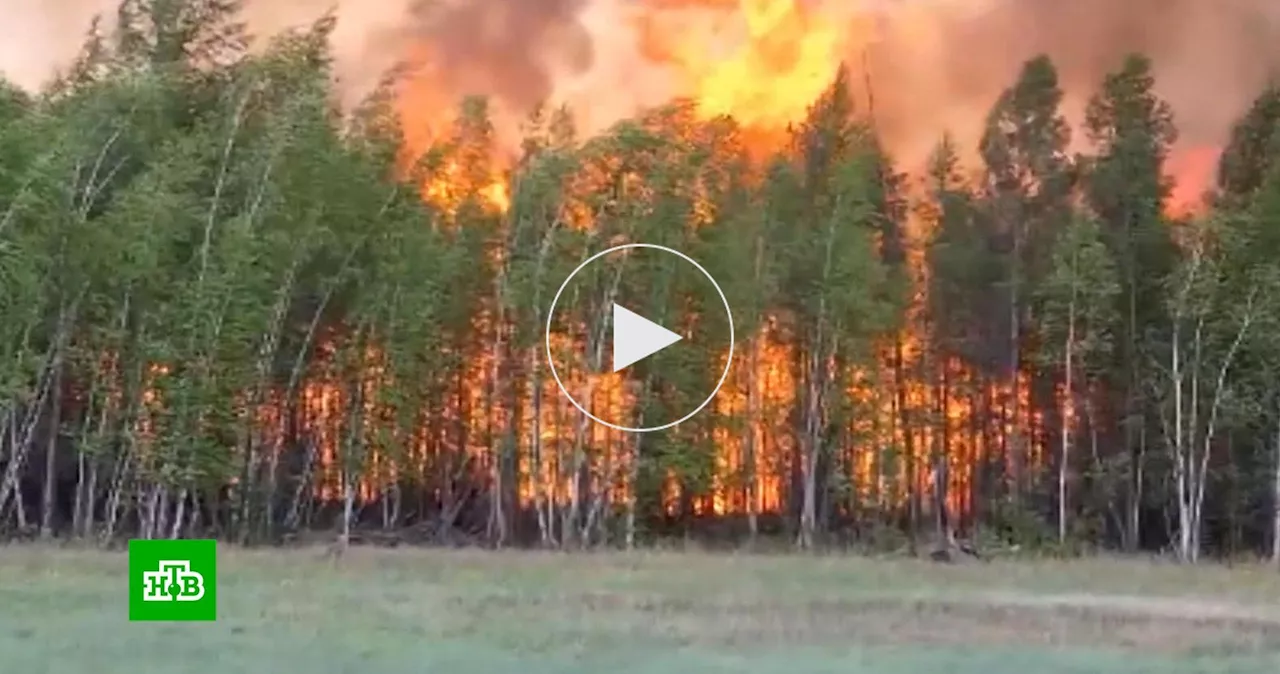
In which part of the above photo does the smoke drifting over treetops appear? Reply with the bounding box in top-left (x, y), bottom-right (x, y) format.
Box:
top-left (3, 0), bottom-right (1279, 176)
top-left (864, 0), bottom-right (1280, 162)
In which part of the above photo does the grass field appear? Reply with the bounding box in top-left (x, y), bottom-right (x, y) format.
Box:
top-left (3, 546), bottom-right (1280, 673)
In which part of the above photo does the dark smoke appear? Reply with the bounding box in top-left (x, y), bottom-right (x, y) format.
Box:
top-left (5, 0), bottom-right (1280, 166)
top-left (397, 0), bottom-right (596, 111)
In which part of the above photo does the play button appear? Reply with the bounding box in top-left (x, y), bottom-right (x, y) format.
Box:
top-left (545, 243), bottom-right (734, 433)
top-left (612, 303), bottom-right (682, 372)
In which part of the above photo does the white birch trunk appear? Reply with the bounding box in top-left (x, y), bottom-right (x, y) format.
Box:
top-left (1059, 252), bottom-right (1076, 545)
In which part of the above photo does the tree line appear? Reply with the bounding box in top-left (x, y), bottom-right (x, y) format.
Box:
top-left (3, 0), bottom-right (1280, 563)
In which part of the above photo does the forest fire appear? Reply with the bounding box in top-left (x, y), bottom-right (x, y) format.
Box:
top-left (295, 0), bottom-right (1230, 530)
top-left (637, 0), bottom-right (847, 133)
top-left (285, 1), bottom-right (1005, 534)
top-left (393, 44), bottom-right (512, 214)
top-left (420, 159), bottom-right (510, 213)
top-left (10, 0), bottom-right (1280, 559)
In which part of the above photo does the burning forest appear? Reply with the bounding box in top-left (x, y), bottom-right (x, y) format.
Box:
top-left (3, 0), bottom-right (1280, 563)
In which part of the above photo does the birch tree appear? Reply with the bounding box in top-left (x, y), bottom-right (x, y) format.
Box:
top-left (1158, 217), bottom-right (1258, 562)
top-left (1035, 215), bottom-right (1119, 545)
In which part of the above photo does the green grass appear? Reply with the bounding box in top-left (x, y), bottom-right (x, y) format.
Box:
top-left (3, 546), bottom-right (1280, 673)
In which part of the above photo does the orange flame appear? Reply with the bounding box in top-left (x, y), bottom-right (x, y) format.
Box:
top-left (636, 0), bottom-right (852, 148)
top-left (420, 159), bottom-right (511, 213)
top-left (1166, 144), bottom-right (1219, 217)
top-left (393, 45), bottom-right (511, 215)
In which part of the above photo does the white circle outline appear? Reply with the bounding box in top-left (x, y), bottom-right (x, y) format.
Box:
top-left (545, 243), bottom-right (735, 433)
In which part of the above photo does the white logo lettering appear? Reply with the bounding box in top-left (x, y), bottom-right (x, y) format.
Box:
top-left (141, 560), bottom-right (205, 602)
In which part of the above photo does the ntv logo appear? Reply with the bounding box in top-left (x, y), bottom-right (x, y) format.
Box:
top-left (141, 560), bottom-right (205, 601)
top-left (129, 539), bottom-right (217, 621)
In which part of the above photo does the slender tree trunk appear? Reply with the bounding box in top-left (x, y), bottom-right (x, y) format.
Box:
top-left (340, 473), bottom-right (354, 549)
top-left (799, 190), bottom-right (842, 550)
top-left (158, 487), bottom-right (172, 541)
top-left (745, 233), bottom-right (765, 544)
top-left (1189, 291), bottom-right (1254, 562)
top-left (564, 254), bottom-right (624, 546)
top-left (1131, 426), bottom-right (1146, 549)
top-left (1172, 316), bottom-right (1192, 562)
top-left (239, 269), bottom-right (296, 544)
top-left (14, 486), bottom-right (27, 531)
top-left (1008, 213), bottom-right (1023, 507)
top-left (484, 272), bottom-right (520, 547)
top-left (73, 451), bottom-right (87, 538)
top-left (337, 327), bottom-right (371, 547)
top-left (895, 339), bottom-right (917, 548)
top-left (0, 355), bottom-right (56, 518)
top-left (40, 358), bottom-right (63, 539)
top-left (170, 489), bottom-right (187, 539)
top-left (799, 344), bottom-right (821, 550)
top-left (1059, 265), bottom-right (1077, 545)
top-left (140, 484), bottom-right (158, 540)
top-left (284, 437), bottom-right (317, 532)
top-left (486, 313), bottom-right (508, 546)
top-left (745, 331), bottom-right (761, 544)
top-left (1272, 409), bottom-right (1280, 567)
top-left (934, 362), bottom-right (950, 543)
top-left (103, 442), bottom-right (132, 543)
top-left (84, 458), bottom-right (98, 538)
top-left (546, 390), bottom-right (563, 545)
top-left (625, 375), bottom-right (652, 550)
top-left (1124, 219), bottom-right (1140, 553)
top-left (0, 410), bottom-right (9, 484)
top-left (564, 395), bottom-right (590, 547)
top-left (526, 215), bottom-right (560, 547)
top-left (530, 350), bottom-right (550, 546)
top-left (624, 424), bottom-right (641, 550)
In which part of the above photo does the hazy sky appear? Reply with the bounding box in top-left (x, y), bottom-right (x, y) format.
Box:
top-left (3, 0), bottom-right (1278, 177)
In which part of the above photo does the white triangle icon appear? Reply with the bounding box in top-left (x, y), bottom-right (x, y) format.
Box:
top-left (612, 303), bottom-right (682, 372)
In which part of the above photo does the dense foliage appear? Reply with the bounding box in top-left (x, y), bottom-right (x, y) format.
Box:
top-left (3, 1), bottom-right (1280, 562)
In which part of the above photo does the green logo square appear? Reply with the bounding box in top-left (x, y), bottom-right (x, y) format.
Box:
top-left (128, 539), bottom-right (217, 621)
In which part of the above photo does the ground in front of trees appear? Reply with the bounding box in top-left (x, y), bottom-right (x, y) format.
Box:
top-left (3, 547), bottom-right (1280, 673)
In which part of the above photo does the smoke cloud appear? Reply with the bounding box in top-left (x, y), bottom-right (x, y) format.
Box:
top-left (3, 0), bottom-right (1279, 175)
top-left (398, 0), bottom-right (595, 109)
top-left (863, 0), bottom-right (1280, 166)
